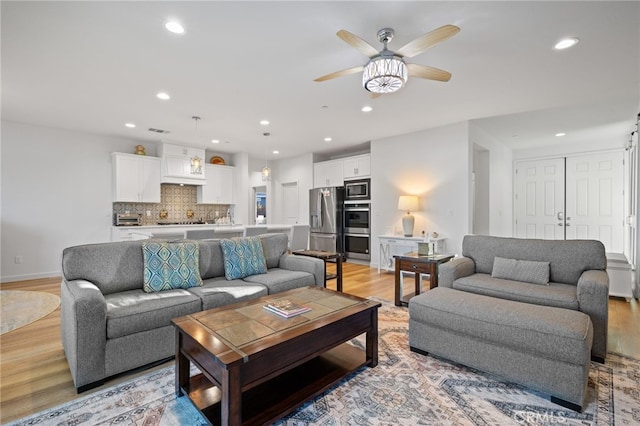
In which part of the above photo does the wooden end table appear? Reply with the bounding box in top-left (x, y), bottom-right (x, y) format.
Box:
top-left (172, 286), bottom-right (379, 425)
top-left (393, 252), bottom-right (454, 306)
top-left (292, 250), bottom-right (343, 292)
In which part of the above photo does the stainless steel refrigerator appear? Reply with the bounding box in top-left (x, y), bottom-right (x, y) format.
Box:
top-left (309, 186), bottom-right (344, 253)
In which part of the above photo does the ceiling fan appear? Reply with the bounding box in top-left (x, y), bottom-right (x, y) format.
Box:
top-left (314, 25), bottom-right (460, 95)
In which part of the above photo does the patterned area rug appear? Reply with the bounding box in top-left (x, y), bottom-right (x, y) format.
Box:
top-left (7, 299), bottom-right (639, 425)
top-left (0, 290), bottom-right (60, 335)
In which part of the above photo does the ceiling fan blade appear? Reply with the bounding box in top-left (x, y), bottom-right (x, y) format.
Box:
top-left (407, 63), bottom-right (452, 82)
top-left (314, 65), bottom-right (364, 82)
top-left (396, 25), bottom-right (460, 58)
top-left (337, 30), bottom-right (380, 57)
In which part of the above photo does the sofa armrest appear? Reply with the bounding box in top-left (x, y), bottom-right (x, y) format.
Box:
top-left (577, 270), bottom-right (609, 360)
top-left (439, 257), bottom-right (475, 288)
top-left (278, 254), bottom-right (325, 286)
top-left (60, 279), bottom-right (107, 390)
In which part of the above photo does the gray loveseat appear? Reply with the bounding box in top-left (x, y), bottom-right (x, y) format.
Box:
top-left (60, 233), bottom-right (324, 392)
top-left (439, 235), bottom-right (609, 361)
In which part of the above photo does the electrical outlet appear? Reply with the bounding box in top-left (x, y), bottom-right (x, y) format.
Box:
top-left (15, 256), bottom-right (23, 264)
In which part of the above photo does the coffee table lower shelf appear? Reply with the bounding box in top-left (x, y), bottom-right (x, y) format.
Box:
top-left (181, 342), bottom-right (366, 425)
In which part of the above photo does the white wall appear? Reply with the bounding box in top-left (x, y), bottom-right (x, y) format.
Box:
top-left (1, 121), bottom-right (143, 282)
top-left (370, 121), bottom-right (472, 265)
top-left (469, 123), bottom-right (514, 237)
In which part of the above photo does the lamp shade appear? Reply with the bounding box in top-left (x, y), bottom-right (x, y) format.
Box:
top-left (397, 195), bottom-right (419, 212)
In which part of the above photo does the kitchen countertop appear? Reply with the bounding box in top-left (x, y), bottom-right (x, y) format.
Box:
top-left (114, 223), bottom-right (245, 229)
top-left (112, 224), bottom-right (295, 241)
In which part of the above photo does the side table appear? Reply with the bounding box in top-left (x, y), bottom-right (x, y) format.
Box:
top-left (292, 250), bottom-right (343, 292)
top-left (393, 252), bottom-right (454, 306)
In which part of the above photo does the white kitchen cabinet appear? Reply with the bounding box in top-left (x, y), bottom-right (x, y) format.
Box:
top-left (197, 164), bottom-right (235, 204)
top-left (313, 159), bottom-right (344, 188)
top-left (343, 154), bottom-right (371, 179)
top-left (112, 153), bottom-right (161, 203)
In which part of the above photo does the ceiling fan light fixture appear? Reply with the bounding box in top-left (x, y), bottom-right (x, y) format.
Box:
top-left (362, 55), bottom-right (408, 94)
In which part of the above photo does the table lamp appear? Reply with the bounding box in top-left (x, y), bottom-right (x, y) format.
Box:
top-left (398, 195), bottom-right (419, 237)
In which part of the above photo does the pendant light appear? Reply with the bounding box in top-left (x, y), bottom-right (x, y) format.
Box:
top-left (190, 116), bottom-right (203, 175)
top-left (262, 132), bottom-right (271, 181)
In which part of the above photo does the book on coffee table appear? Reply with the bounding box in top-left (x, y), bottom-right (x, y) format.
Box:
top-left (264, 299), bottom-right (311, 318)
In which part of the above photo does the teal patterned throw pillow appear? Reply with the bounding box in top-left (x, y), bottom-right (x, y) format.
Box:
top-left (142, 240), bottom-right (203, 292)
top-left (220, 237), bottom-right (268, 280)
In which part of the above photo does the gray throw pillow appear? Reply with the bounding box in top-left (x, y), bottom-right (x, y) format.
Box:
top-left (491, 256), bottom-right (550, 285)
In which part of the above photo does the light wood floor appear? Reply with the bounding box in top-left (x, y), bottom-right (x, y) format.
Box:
top-left (1, 263), bottom-right (638, 423)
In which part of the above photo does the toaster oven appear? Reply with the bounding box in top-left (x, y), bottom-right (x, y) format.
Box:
top-left (115, 213), bottom-right (142, 226)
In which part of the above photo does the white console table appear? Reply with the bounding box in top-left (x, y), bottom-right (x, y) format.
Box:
top-left (377, 235), bottom-right (447, 273)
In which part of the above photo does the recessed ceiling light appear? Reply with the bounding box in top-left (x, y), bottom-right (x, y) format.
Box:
top-left (165, 21), bottom-right (184, 34)
top-left (211, 139), bottom-right (220, 144)
top-left (362, 106), bottom-right (373, 112)
top-left (554, 38), bottom-right (579, 50)
top-left (324, 137), bottom-right (332, 142)
top-left (125, 123), bottom-right (136, 128)
top-left (272, 150), bottom-right (279, 154)
top-left (156, 92), bottom-right (170, 100)
top-left (555, 132), bottom-right (566, 137)
top-left (260, 120), bottom-right (270, 125)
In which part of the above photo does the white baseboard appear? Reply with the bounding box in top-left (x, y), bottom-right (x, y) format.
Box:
top-left (1, 271), bottom-right (61, 284)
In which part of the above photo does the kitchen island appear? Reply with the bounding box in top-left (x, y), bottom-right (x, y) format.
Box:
top-left (111, 224), bottom-right (292, 241)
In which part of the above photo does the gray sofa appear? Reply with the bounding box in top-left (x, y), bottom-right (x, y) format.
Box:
top-left (60, 233), bottom-right (324, 392)
top-left (439, 235), bottom-right (609, 361)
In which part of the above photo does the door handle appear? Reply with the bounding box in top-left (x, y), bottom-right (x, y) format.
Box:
top-left (557, 212), bottom-right (564, 220)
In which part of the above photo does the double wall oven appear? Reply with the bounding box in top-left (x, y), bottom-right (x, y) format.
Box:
top-left (343, 178), bottom-right (371, 261)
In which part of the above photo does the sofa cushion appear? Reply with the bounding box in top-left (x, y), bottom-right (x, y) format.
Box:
top-left (259, 233), bottom-right (289, 269)
top-left (491, 256), bottom-right (549, 285)
top-left (105, 289), bottom-right (201, 339)
top-left (142, 240), bottom-right (203, 292)
top-left (198, 239), bottom-right (226, 280)
top-left (242, 268), bottom-right (315, 294)
top-left (453, 273), bottom-right (579, 310)
top-left (188, 276), bottom-right (268, 310)
top-left (220, 237), bottom-right (268, 280)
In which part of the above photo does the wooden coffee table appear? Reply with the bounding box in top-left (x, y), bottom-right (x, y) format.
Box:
top-left (172, 286), bottom-right (380, 425)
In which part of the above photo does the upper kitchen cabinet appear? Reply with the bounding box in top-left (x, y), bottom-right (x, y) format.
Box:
top-left (197, 164), bottom-right (235, 204)
top-left (343, 154), bottom-right (370, 179)
top-left (158, 143), bottom-right (206, 185)
top-left (314, 159), bottom-right (344, 188)
top-left (112, 153), bottom-right (161, 203)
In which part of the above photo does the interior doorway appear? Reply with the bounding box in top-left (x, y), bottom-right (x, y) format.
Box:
top-left (253, 186), bottom-right (267, 224)
top-left (281, 181), bottom-right (299, 224)
top-left (472, 145), bottom-right (490, 235)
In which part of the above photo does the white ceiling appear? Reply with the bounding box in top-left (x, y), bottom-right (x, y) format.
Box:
top-left (2, 1), bottom-right (639, 160)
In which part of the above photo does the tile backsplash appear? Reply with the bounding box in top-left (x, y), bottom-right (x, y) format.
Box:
top-left (113, 184), bottom-right (231, 225)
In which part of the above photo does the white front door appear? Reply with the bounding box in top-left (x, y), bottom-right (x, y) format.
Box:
top-left (565, 151), bottom-right (624, 252)
top-left (514, 158), bottom-right (566, 240)
top-left (515, 151), bottom-right (625, 253)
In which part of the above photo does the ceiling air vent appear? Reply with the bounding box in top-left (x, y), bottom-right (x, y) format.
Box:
top-left (148, 128), bottom-right (171, 134)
